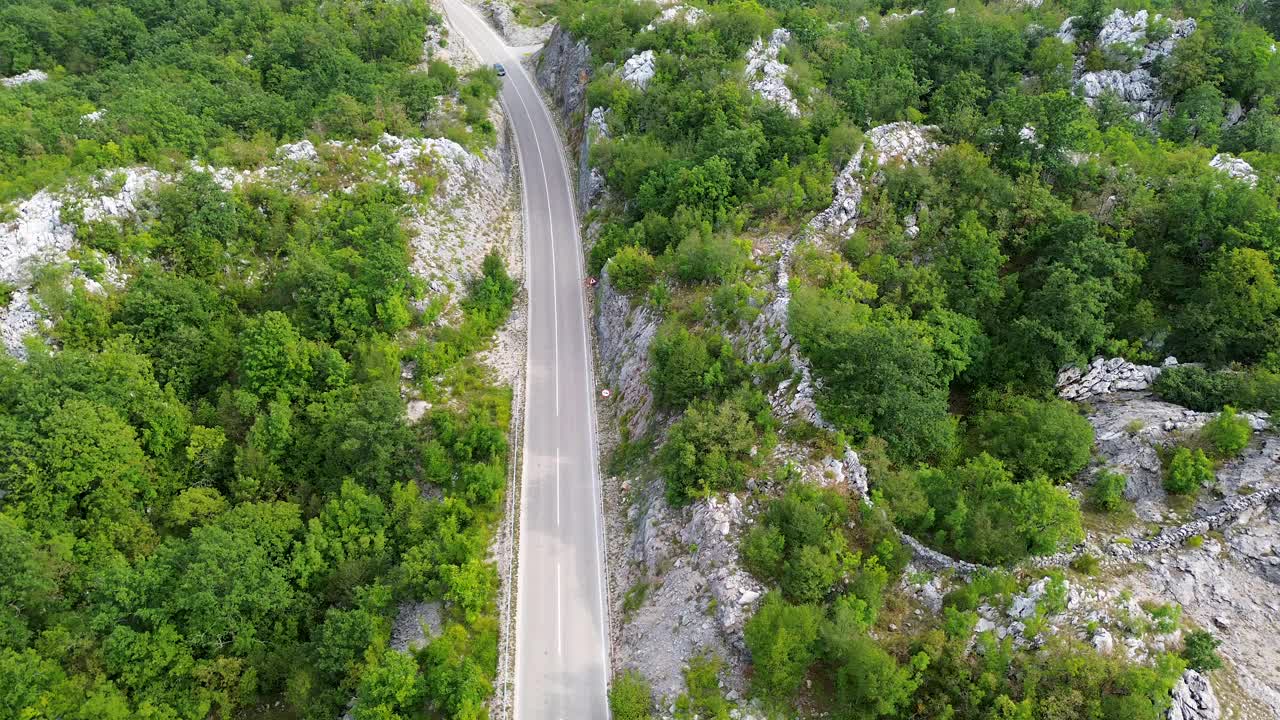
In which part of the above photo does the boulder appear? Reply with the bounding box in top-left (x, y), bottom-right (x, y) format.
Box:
top-left (621, 50), bottom-right (656, 89)
top-left (1168, 670), bottom-right (1221, 720)
top-left (1209, 153), bottom-right (1258, 187)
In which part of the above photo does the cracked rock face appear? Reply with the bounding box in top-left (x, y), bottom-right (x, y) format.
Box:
top-left (596, 269), bottom-right (660, 438)
top-left (536, 25), bottom-right (592, 124)
top-left (621, 50), bottom-right (657, 89)
top-left (744, 28), bottom-right (799, 117)
top-left (1057, 9), bottom-right (1196, 125)
top-left (1169, 670), bottom-right (1221, 720)
top-left (1209, 153), bottom-right (1258, 187)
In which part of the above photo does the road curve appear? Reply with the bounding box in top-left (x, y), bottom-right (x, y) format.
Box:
top-left (439, 3), bottom-right (610, 719)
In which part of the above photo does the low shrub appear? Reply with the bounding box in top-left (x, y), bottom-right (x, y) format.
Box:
top-left (1164, 447), bottom-right (1214, 495)
top-left (1200, 406), bottom-right (1252, 458)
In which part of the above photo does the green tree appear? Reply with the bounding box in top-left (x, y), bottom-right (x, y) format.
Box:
top-left (239, 311), bottom-right (312, 400)
top-left (743, 593), bottom-right (821, 701)
top-left (969, 395), bottom-right (1094, 483)
top-left (1177, 249), bottom-right (1280, 366)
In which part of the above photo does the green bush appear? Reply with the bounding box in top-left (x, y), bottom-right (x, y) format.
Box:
top-left (1200, 406), bottom-right (1252, 458)
top-left (970, 394), bottom-right (1095, 482)
top-left (1089, 470), bottom-right (1129, 513)
top-left (607, 245), bottom-right (658, 295)
top-left (1182, 630), bottom-right (1223, 672)
top-left (609, 670), bottom-right (654, 720)
top-left (658, 389), bottom-right (773, 504)
top-left (1152, 365), bottom-right (1242, 412)
top-left (744, 593), bottom-right (821, 700)
top-left (1164, 447), bottom-right (1215, 495)
top-left (672, 231), bottom-right (749, 284)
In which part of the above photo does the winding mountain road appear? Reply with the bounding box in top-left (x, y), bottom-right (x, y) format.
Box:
top-left (439, 2), bottom-right (610, 718)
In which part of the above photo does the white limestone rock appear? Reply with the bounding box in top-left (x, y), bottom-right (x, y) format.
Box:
top-left (744, 29), bottom-right (799, 117)
top-left (1209, 153), bottom-right (1258, 187)
top-left (2, 69), bottom-right (48, 88)
top-left (1056, 356), bottom-right (1166, 401)
top-left (645, 4), bottom-right (705, 31)
top-left (867, 122), bottom-right (942, 167)
top-left (621, 50), bottom-right (657, 89)
top-left (1058, 10), bottom-right (1196, 125)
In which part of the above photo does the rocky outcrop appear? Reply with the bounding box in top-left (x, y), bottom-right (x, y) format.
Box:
top-left (644, 4), bottom-right (705, 31)
top-left (1209, 153), bottom-right (1258, 187)
top-left (534, 24), bottom-right (604, 215)
top-left (596, 269), bottom-right (661, 438)
top-left (0, 168), bottom-right (159, 356)
top-left (1057, 9), bottom-right (1196, 125)
top-left (1085, 395), bottom-right (1271, 512)
top-left (1056, 356), bottom-right (1174, 401)
top-left (617, 482), bottom-right (763, 703)
top-left (535, 24), bottom-right (592, 126)
top-left (1126, 534), bottom-right (1280, 717)
top-left (867, 122), bottom-right (942, 167)
top-left (477, 0), bottom-right (553, 46)
top-left (621, 50), bottom-right (656, 89)
top-left (744, 29), bottom-right (798, 117)
top-left (1169, 670), bottom-right (1221, 720)
top-left (2, 69), bottom-right (48, 88)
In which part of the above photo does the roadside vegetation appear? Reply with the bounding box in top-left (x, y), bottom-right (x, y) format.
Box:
top-left (573, 0), bottom-right (1276, 716)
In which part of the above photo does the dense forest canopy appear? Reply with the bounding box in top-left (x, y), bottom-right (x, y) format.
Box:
top-left (0, 0), bottom-right (465, 200)
top-left (1, 0), bottom-right (514, 717)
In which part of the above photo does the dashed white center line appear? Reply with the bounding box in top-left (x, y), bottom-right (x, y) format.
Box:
top-left (556, 562), bottom-right (563, 657)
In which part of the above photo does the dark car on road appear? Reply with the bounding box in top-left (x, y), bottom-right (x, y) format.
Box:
top-left (494, 63), bottom-right (506, 76)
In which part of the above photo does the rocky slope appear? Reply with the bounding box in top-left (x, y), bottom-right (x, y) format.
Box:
top-left (1049, 359), bottom-right (1280, 718)
top-left (1056, 9), bottom-right (1196, 125)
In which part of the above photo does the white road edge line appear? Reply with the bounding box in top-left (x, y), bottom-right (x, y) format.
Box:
top-left (556, 561), bottom-right (563, 657)
top-left (556, 446), bottom-right (560, 527)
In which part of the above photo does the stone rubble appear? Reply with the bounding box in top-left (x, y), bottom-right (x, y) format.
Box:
top-left (1209, 153), bottom-right (1258, 187)
top-left (744, 29), bottom-right (799, 117)
top-left (1057, 9), bottom-right (1196, 125)
top-left (1056, 356), bottom-right (1172, 401)
top-left (867, 122), bottom-right (942, 167)
top-left (617, 478), bottom-right (763, 703)
top-left (621, 50), bottom-right (657, 89)
top-left (1, 69), bottom-right (48, 88)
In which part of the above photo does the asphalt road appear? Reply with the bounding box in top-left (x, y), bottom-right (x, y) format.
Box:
top-left (439, 3), bottom-right (611, 719)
